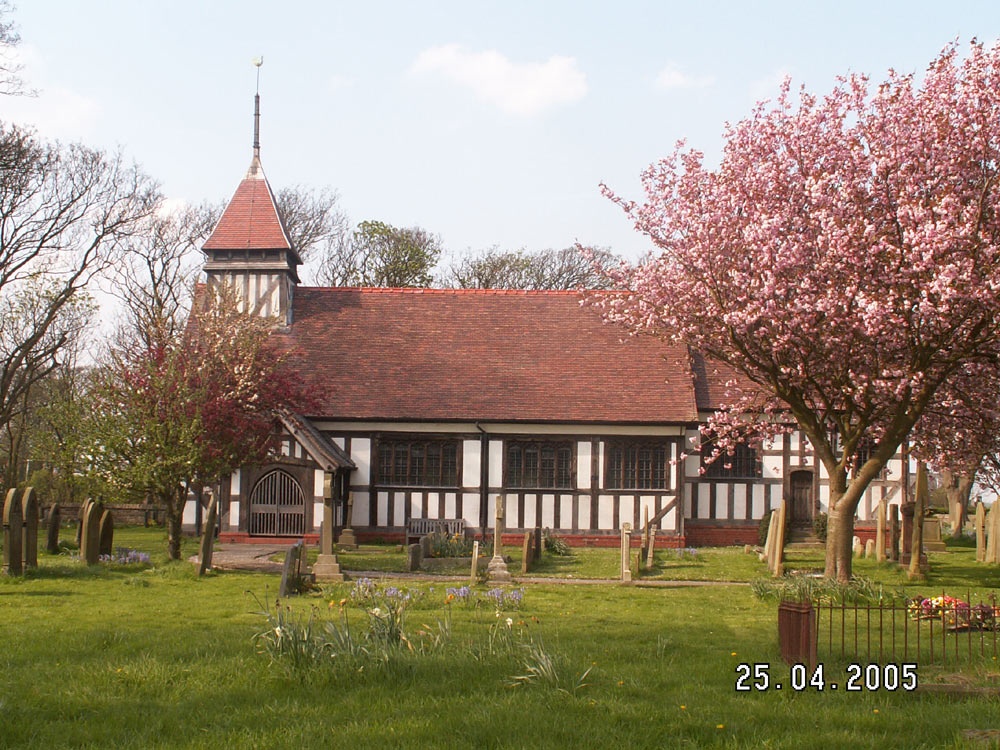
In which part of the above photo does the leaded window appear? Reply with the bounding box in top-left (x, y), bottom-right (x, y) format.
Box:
top-left (506, 441), bottom-right (574, 489)
top-left (378, 439), bottom-right (460, 487)
top-left (701, 442), bottom-right (762, 479)
top-left (605, 441), bottom-right (669, 490)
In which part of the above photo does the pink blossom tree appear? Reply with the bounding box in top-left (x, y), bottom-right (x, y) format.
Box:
top-left (599, 41), bottom-right (1000, 581)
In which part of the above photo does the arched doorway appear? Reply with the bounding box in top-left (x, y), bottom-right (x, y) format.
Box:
top-left (788, 470), bottom-right (814, 527)
top-left (248, 469), bottom-right (306, 536)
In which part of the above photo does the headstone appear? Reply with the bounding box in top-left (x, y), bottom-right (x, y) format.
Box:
top-left (419, 533), bottom-right (433, 559)
top-left (922, 517), bottom-right (947, 552)
top-left (98, 508), bottom-right (114, 557)
top-left (770, 502), bottom-right (787, 577)
top-left (620, 522), bottom-right (632, 582)
top-left (469, 540), bottom-right (480, 582)
top-left (852, 535), bottom-right (863, 557)
top-left (198, 493), bottom-right (219, 576)
top-left (337, 492), bottom-right (357, 549)
top-left (81, 500), bottom-right (102, 565)
top-left (889, 504), bottom-right (900, 561)
top-left (992, 505), bottom-right (1000, 564)
top-left (45, 503), bottom-right (61, 554)
top-left (645, 526), bottom-right (656, 570)
top-left (875, 499), bottom-right (886, 561)
top-left (406, 543), bottom-right (422, 572)
top-left (864, 539), bottom-right (874, 558)
top-left (21, 487), bottom-right (38, 569)
top-left (533, 526), bottom-right (542, 562)
top-left (279, 541), bottom-right (304, 597)
top-left (521, 532), bottom-right (532, 574)
top-left (975, 502), bottom-right (987, 563)
top-left (986, 505), bottom-right (999, 565)
top-left (3, 488), bottom-right (23, 575)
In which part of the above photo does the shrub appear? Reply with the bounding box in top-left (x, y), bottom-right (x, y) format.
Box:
top-left (812, 512), bottom-right (828, 542)
top-left (543, 531), bottom-right (572, 556)
top-left (757, 510), bottom-right (773, 546)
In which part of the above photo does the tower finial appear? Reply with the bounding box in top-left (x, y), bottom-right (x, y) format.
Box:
top-left (252, 56), bottom-right (263, 158)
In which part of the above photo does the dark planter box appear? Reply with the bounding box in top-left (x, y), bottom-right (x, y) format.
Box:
top-left (778, 600), bottom-right (817, 668)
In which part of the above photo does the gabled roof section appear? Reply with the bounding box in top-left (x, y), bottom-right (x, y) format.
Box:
top-left (202, 155), bottom-right (299, 260)
top-left (276, 410), bottom-right (356, 472)
top-left (276, 287), bottom-right (700, 425)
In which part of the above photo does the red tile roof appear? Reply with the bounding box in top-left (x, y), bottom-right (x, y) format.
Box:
top-left (278, 287), bottom-right (700, 424)
top-left (203, 157), bottom-right (294, 252)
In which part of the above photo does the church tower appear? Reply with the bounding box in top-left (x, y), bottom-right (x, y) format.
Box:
top-left (201, 81), bottom-right (301, 326)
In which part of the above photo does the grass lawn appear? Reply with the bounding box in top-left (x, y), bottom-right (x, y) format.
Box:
top-left (1, 527), bottom-right (998, 748)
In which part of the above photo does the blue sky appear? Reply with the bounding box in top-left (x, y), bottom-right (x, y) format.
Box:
top-left (5, 1), bottom-right (1000, 276)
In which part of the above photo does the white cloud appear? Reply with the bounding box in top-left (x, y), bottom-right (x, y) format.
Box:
top-left (655, 63), bottom-right (715, 91)
top-left (409, 43), bottom-right (587, 117)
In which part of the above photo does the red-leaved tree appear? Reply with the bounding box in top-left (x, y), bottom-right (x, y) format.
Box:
top-left (90, 295), bottom-right (309, 560)
top-left (598, 41), bottom-right (1000, 581)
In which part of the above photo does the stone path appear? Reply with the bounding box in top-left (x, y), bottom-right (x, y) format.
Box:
top-left (200, 543), bottom-right (744, 586)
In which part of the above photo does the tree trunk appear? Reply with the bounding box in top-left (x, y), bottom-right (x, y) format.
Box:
top-left (824, 503), bottom-right (855, 582)
top-left (165, 487), bottom-right (187, 561)
top-left (942, 469), bottom-right (973, 539)
top-left (908, 462), bottom-right (928, 581)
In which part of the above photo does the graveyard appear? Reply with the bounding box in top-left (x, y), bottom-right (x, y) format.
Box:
top-left (1, 513), bottom-right (999, 748)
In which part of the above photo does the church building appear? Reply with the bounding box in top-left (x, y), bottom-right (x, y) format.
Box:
top-left (193, 100), bottom-right (910, 548)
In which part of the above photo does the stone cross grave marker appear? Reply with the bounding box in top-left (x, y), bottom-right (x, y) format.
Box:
top-left (487, 495), bottom-right (512, 582)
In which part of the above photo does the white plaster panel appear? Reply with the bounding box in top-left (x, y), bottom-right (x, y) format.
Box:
top-left (333, 437), bottom-right (345, 449)
top-left (639, 495), bottom-right (657, 525)
top-left (463, 440), bottom-right (481, 488)
top-left (714, 484), bottom-right (729, 520)
top-left (541, 494), bottom-right (555, 528)
top-left (596, 442), bottom-right (605, 488)
top-left (352, 438), bottom-right (371, 484)
top-left (886, 459), bottom-right (900, 479)
top-left (489, 440), bottom-right (503, 487)
top-left (733, 484), bottom-right (747, 520)
top-left (280, 441), bottom-right (290, 457)
top-left (698, 483), bottom-right (711, 519)
top-left (619, 495), bottom-right (635, 528)
top-left (818, 485), bottom-right (830, 513)
top-left (523, 494), bottom-right (537, 529)
top-left (752, 484), bottom-right (766, 518)
top-left (183, 500), bottom-right (196, 525)
top-left (351, 492), bottom-right (369, 527)
top-left (314, 470), bottom-right (325, 499)
top-left (763, 458), bottom-right (782, 479)
top-left (664, 505), bottom-right (678, 532)
top-left (683, 485), bottom-right (692, 516)
top-left (598, 495), bottom-right (615, 529)
top-left (230, 470), bottom-right (241, 496)
top-left (577, 496), bottom-right (591, 529)
top-left (376, 492), bottom-right (389, 526)
top-left (462, 493), bottom-right (479, 526)
top-left (229, 501), bottom-right (240, 530)
top-left (312, 502), bottom-right (323, 531)
top-left (685, 453), bottom-right (701, 479)
top-left (439, 492), bottom-right (452, 518)
top-left (559, 495), bottom-right (573, 530)
top-left (410, 493), bottom-right (423, 520)
top-left (577, 441), bottom-right (592, 490)
top-left (770, 484), bottom-right (782, 511)
top-left (393, 492), bottom-right (406, 527)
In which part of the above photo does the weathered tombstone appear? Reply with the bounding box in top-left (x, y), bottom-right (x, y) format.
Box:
top-left (521, 531), bottom-right (532, 574)
top-left (279, 541), bottom-right (304, 597)
top-left (864, 539), bottom-right (875, 558)
top-left (975, 502), bottom-right (987, 563)
top-left (645, 526), bottom-right (657, 570)
top-left (337, 492), bottom-right (357, 549)
top-left (770, 502), bottom-right (787, 577)
top-left (991, 505), bottom-right (1000, 564)
top-left (419, 532), bottom-right (433, 559)
top-left (533, 526), bottom-right (542, 562)
top-left (3, 488), bottom-right (23, 576)
top-left (986, 505), bottom-right (999, 565)
top-left (406, 543), bottom-right (422, 572)
top-left (922, 517), bottom-right (947, 552)
top-left (198, 492), bottom-right (219, 576)
top-left (21, 487), bottom-right (38, 569)
top-left (762, 509), bottom-right (778, 564)
top-left (620, 522), bottom-right (632, 582)
top-left (81, 500), bottom-right (102, 565)
top-left (98, 507), bottom-right (114, 557)
top-left (45, 503), bottom-right (61, 554)
top-left (852, 535), bottom-right (863, 557)
top-left (77, 499), bottom-right (89, 547)
top-left (469, 540), bottom-right (480, 582)
top-left (875, 499), bottom-right (886, 561)
top-left (888, 504), bottom-right (900, 562)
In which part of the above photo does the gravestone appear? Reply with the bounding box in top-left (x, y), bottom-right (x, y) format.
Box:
top-left (852, 535), bottom-right (863, 557)
top-left (645, 526), bottom-right (657, 570)
top-left (922, 517), bottom-right (947, 552)
top-left (21, 487), bottom-right (38, 569)
top-left (98, 508), bottom-right (114, 557)
top-left (521, 532), bottom-right (532, 574)
top-left (406, 543), bottom-right (422, 572)
top-left (3, 488), bottom-right (23, 576)
top-left (80, 500), bottom-right (102, 565)
top-left (986, 505), bottom-right (999, 565)
top-left (198, 493), bottom-right (218, 576)
top-left (486, 495), bottom-right (512, 582)
top-left (469, 540), bottom-right (480, 582)
top-left (419, 533), bottom-right (433, 559)
top-left (620, 522), bottom-right (632, 582)
top-left (864, 539), bottom-right (874, 558)
top-left (770, 502), bottom-right (787, 577)
top-left (279, 541), bottom-right (304, 597)
top-left (975, 502), bottom-right (986, 563)
top-left (45, 503), bottom-right (61, 554)
top-left (888, 504), bottom-right (900, 561)
top-left (875, 499), bottom-right (886, 561)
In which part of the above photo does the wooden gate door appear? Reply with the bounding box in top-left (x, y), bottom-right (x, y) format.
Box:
top-left (248, 470), bottom-right (306, 536)
top-left (789, 470), bottom-right (814, 527)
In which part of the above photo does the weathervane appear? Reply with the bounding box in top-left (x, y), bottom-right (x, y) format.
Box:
top-left (252, 56), bottom-right (263, 157)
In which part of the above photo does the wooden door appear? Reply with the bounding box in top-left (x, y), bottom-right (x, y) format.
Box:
top-left (789, 471), bottom-right (813, 526)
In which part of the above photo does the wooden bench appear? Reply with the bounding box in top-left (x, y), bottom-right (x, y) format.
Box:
top-left (406, 518), bottom-right (465, 545)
